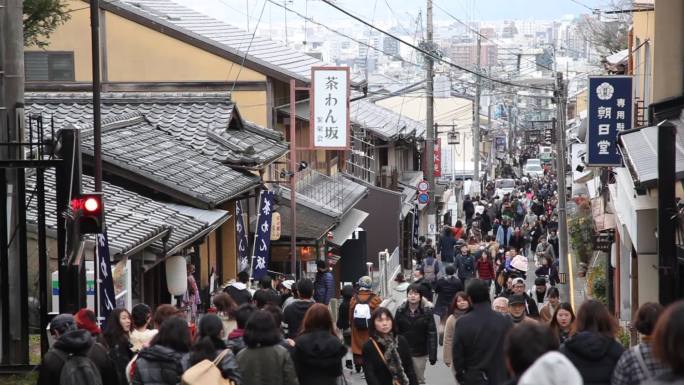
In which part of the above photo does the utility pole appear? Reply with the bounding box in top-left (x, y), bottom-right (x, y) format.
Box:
top-left (2, 0), bottom-right (28, 363)
top-left (90, 0), bottom-right (103, 192)
top-left (473, 36), bottom-right (481, 194)
top-left (425, 0), bottom-right (436, 238)
top-left (555, 71), bottom-right (570, 303)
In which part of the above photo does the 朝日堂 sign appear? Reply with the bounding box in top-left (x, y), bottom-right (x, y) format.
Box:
top-left (311, 67), bottom-right (350, 149)
top-left (587, 76), bottom-right (632, 166)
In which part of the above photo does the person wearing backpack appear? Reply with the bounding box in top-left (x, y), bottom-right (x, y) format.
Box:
top-left (455, 245), bottom-right (476, 284)
top-left (132, 317), bottom-right (191, 385)
top-left (181, 313), bottom-right (242, 385)
top-left (37, 313), bottom-right (116, 385)
top-left (349, 275), bottom-right (383, 374)
top-left (421, 249), bottom-right (440, 285)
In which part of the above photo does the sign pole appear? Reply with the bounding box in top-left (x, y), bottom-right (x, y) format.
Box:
top-left (289, 79), bottom-right (298, 278)
top-left (555, 72), bottom-right (570, 304)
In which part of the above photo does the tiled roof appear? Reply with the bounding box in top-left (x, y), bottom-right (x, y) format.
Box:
top-left (74, 113), bottom-right (260, 209)
top-left (24, 92), bottom-right (289, 168)
top-left (276, 200), bottom-right (336, 241)
top-left (279, 99), bottom-right (425, 141)
top-left (104, 0), bottom-right (324, 82)
top-left (25, 169), bottom-right (207, 257)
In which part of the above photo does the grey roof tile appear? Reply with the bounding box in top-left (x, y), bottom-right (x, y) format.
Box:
top-left (25, 92), bottom-right (289, 168)
top-left (106, 0), bottom-right (324, 82)
top-left (619, 119), bottom-right (684, 185)
top-left (25, 169), bottom-right (206, 257)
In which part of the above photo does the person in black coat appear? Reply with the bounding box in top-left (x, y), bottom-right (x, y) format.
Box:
top-left (412, 270), bottom-right (434, 303)
top-left (438, 227), bottom-right (457, 264)
top-left (433, 265), bottom-right (464, 331)
top-left (463, 195), bottom-right (475, 225)
top-left (394, 284), bottom-right (437, 384)
top-left (253, 274), bottom-right (281, 308)
top-left (362, 307), bottom-right (418, 385)
top-left (560, 300), bottom-right (624, 385)
top-left (224, 271), bottom-right (252, 305)
top-left (292, 303), bottom-right (347, 385)
top-left (452, 279), bottom-right (514, 385)
top-left (132, 317), bottom-right (191, 385)
top-left (37, 314), bottom-right (117, 385)
top-left (283, 279), bottom-right (315, 338)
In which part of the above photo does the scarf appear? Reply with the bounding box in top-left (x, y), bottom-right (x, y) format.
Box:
top-left (375, 334), bottom-right (410, 385)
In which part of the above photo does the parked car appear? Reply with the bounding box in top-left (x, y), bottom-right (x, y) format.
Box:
top-left (523, 163), bottom-right (544, 178)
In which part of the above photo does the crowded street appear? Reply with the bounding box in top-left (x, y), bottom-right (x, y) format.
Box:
top-left (2, 0), bottom-right (684, 384)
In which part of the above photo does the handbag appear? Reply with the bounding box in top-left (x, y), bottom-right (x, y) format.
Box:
top-left (371, 339), bottom-right (401, 385)
top-left (181, 349), bottom-right (235, 385)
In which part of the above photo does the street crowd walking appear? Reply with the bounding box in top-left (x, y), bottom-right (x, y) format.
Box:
top-left (37, 174), bottom-right (684, 385)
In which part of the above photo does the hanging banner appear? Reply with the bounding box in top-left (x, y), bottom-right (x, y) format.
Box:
top-left (587, 76), bottom-right (632, 166)
top-left (251, 190), bottom-right (275, 280)
top-left (311, 66), bottom-right (350, 149)
top-left (434, 137), bottom-right (442, 177)
top-left (236, 201), bottom-right (249, 272)
top-left (412, 205), bottom-right (420, 248)
top-left (96, 231), bottom-right (116, 328)
top-left (270, 212), bottom-right (281, 241)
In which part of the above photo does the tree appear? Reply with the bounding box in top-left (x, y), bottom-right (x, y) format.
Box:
top-left (23, 0), bottom-right (71, 48)
top-left (573, 0), bottom-right (631, 57)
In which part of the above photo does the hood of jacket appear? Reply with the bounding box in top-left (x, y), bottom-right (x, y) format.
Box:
top-left (518, 351), bottom-right (583, 385)
top-left (289, 299), bottom-right (314, 316)
top-left (295, 331), bottom-right (345, 366)
top-left (138, 344), bottom-right (183, 363)
top-left (229, 282), bottom-right (247, 291)
top-left (54, 329), bottom-right (94, 355)
top-left (563, 331), bottom-right (616, 360)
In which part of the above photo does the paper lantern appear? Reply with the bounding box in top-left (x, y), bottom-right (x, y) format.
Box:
top-left (165, 255), bottom-right (188, 296)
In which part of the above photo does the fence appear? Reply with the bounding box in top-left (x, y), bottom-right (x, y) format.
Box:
top-left (377, 247), bottom-right (401, 299)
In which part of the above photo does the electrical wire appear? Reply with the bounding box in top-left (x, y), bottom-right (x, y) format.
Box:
top-left (229, 0), bottom-right (268, 94)
top-left (319, 0), bottom-right (555, 92)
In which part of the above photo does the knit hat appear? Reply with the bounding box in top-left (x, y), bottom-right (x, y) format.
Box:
top-left (74, 308), bottom-right (101, 336)
top-left (50, 314), bottom-right (77, 334)
top-left (509, 294), bottom-right (526, 306)
top-left (357, 276), bottom-right (372, 289)
top-left (518, 352), bottom-right (583, 385)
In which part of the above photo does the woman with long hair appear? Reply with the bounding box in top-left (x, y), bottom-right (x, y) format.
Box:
top-left (104, 308), bottom-right (134, 385)
top-left (236, 310), bottom-right (298, 385)
top-left (292, 303), bottom-right (347, 385)
top-left (549, 302), bottom-right (575, 344)
top-left (560, 300), bottom-right (624, 384)
top-left (132, 317), bottom-right (191, 385)
top-left (213, 292), bottom-right (238, 336)
top-left (443, 292), bottom-right (471, 369)
top-left (181, 313), bottom-right (241, 384)
top-left (362, 307), bottom-right (418, 385)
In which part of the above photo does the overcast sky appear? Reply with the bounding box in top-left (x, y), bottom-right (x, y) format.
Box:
top-left (172, 0), bottom-right (608, 32)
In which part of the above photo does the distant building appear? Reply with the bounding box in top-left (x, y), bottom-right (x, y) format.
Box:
top-left (447, 42), bottom-right (498, 67)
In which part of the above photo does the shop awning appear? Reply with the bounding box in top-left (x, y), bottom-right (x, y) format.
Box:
top-left (328, 208), bottom-right (370, 246)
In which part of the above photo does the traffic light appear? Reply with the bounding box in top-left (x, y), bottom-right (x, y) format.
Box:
top-left (70, 192), bottom-right (105, 234)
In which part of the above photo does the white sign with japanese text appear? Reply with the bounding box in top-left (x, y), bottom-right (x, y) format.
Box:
top-left (312, 67), bottom-right (350, 149)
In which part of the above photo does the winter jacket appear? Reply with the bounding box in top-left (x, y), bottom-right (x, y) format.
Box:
top-left (394, 302), bottom-right (437, 361)
top-left (433, 275), bottom-right (464, 317)
top-left (224, 282), bottom-right (252, 305)
top-left (438, 233), bottom-right (457, 263)
top-left (227, 328), bottom-right (246, 355)
top-left (236, 344), bottom-right (299, 385)
top-left (442, 310), bottom-right (467, 367)
top-left (455, 254), bottom-right (476, 282)
top-left (349, 290), bottom-right (383, 355)
top-left (452, 302), bottom-right (514, 385)
top-left (283, 299), bottom-right (315, 339)
top-left (560, 331), bottom-right (625, 385)
top-left (313, 271), bottom-right (334, 305)
top-left (496, 225), bottom-right (513, 247)
top-left (509, 234), bottom-right (526, 252)
top-left (131, 345), bottom-right (185, 385)
top-left (475, 259), bottom-right (495, 280)
top-left (535, 264), bottom-right (560, 286)
top-left (109, 340), bottom-right (134, 385)
top-left (292, 330), bottom-right (347, 385)
top-left (362, 335), bottom-right (418, 385)
top-left (337, 297), bottom-right (351, 331)
top-left (463, 200), bottom-right (475, 218)
top-left (180, 347), bottom-right (242, 385)
top-left (37, 329), bottom-right (117, 385)
top-left (539, 302), bottom-right (559, 324)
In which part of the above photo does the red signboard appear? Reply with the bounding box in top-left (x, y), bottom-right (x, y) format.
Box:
top-left (434, 138), bottom-right (442, 177)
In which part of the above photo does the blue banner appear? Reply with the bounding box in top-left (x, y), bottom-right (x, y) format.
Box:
top-left (587, 76), bottom-right (633, 166)
top-left (235, 201), bottom-right (249, 272)
top-left (412, 204), bottom-right (420, 248)
top-left (96, 231), bottom-right (116, 329)
top-left (251, 190), bottom-right (275, 280)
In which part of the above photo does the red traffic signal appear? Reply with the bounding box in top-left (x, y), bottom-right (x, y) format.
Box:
top-left (71, 193), bottom-right (104, 234)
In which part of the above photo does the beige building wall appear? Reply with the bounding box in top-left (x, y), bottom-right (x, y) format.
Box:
top-left (631, 9), bottom-right (655, 104)
top-left (652, 0), bottom-right (684, 103)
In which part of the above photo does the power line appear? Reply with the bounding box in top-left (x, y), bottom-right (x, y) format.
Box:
top-left (568, 0), bottom-right (598, 13)
top-left (230, 0), bottom-right (268, 94)
top-left (319, 0), bottom-right (554, 92)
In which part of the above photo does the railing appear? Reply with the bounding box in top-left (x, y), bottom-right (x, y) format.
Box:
top-left (378, 247), bottom-right (401, 299)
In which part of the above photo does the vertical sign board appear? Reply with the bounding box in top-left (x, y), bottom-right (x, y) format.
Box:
top-left (587, 76), bottom-right (632, 166)
top-left (96, 232), bottom-right (115, 328)
top-left (236, 201), bottom-right (249, 272)
top-left (434, 138), bottom-right (442, 177)
top-left (311, 67), bottom-right (350, 149)
top-left (412, 205), bottom-right (420, 248)
top-left (251, 191), bottom-right (275, 280)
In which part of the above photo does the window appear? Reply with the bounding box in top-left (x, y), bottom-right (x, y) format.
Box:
top-left (24, 51), bottom-right (75, 81)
